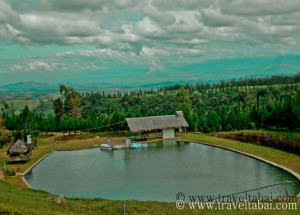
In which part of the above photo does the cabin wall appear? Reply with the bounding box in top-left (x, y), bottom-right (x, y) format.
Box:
top-left (163, 128), bottom-right (175, 138)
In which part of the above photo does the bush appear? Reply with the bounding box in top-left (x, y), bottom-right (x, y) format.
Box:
top-left (0, 135), bottom-right (9, 148)
top-left (212, 132), bottom-right (300, 154)
top-left (0, 203), bottom-right (22, 215)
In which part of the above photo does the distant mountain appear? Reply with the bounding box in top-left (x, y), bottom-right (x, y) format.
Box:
top-left (0, 81), bottom-right (192, 94)
top-left (176, 55), bottom-right (300, 82)
top-left (1, 55), bottom-right (300, 93)
top-left (138, 81), bottom-right (186, 88)
top-left (0, 81), bottom-right (58, 93)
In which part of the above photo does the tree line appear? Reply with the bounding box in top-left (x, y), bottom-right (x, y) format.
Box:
top-left (1, 74), bottom-right (299, 137)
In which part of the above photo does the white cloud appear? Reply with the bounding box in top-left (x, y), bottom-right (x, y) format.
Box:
top-left (135, 17), bottom-right (164, 35)
top-left (27, 61), bottom-right (59, 71)
top-left (222, 0), bottom-right (300, 16)
top-left (143, 4), bottom-right (175, 25)
top-left (0, 0), bottom-right (300, 75)
top-left (140, 46), bottom-right (168, 57)
top-left (9, 64), bottom-right (22, 72)
top-left (0, 0), bottom-right (20, 24)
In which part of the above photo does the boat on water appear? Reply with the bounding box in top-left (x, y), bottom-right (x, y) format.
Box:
top-left (100, 144), bottom-right (112, 150)
top-left (131, 142), bottom-right (140, 149)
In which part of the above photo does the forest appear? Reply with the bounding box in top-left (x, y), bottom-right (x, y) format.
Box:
top-left (0, 74), bottom-right (299, 144)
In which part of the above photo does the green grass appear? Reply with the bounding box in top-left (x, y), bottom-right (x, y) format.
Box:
top-left (228, 129), bottom-right (300, 141)
top-left (0, 180), bottom-right (299, 215)
top-left (0, 132), bottom-right (300, 214)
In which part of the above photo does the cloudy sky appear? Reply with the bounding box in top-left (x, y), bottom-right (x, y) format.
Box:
top-left (1, 0), bottom-right (300, 85)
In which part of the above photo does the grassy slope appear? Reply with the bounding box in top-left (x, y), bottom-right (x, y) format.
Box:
top-left (230, 130), bottom-right (300, 142)
top-left (1, 180), bottom-right (299, 215)
top-left (0, 132), bottom-right (300, 214)
top-left (0, 180), bottom-right (184, 215)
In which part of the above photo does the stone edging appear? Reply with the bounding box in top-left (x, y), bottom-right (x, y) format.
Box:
top-left (18, 150), bottom-right (54, 189)
top-left (21, 176), bottom-right (32, 189)
top-left (184, 139), bottom-right (300, 182)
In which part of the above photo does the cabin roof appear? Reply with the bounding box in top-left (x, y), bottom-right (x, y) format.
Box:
top-left (124, 112), bottom-right (188, 132)
top-left (7, 139), bottom-right (30, 155)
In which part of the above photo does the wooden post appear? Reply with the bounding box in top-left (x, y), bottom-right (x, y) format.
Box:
top-left (3, 162), bottom-right (6, 180)
top-left (123, 200), bottom-right (126, 215)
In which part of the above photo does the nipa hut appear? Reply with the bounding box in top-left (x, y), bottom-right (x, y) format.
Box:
top-left (7, 139), bottom-right (32, 162)
top-left (123, 111), bottom-right (189, 139)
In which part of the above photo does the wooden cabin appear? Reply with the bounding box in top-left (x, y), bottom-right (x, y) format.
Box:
top-left (123, 111), bottom-right (189, 139)
top-left (7, 139), bottom-right (32, 163)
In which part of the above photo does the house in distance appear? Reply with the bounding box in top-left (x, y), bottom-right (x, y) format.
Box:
top-left (123, 111), bottom-right (189, 139)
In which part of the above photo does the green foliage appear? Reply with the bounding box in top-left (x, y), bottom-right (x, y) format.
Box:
top-left (52, 97), bottom-right (63, 121)
top-left (53, 85), bottom-right (82, 120)
top-left (175, 86), bottom-right (191, 115)
top-left (1, 75), bottom-right (300, 134)
top-left (33, 100), bottom-right (52, 116)
top-left (0, 203), bottom-right (22, 215)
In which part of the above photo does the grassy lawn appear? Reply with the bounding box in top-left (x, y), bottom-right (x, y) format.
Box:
top-left (1, 180), bottom-right (299, 215)
top-left (0, 132), bottom-right (299, 214)
top-left (226, 129), bottom-right (300, 142)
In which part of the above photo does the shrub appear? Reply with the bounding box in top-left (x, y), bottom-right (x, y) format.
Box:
top-left (0, 203), bottom-right (22, 215)
top-left (212, 132), bottom-right (300, 154)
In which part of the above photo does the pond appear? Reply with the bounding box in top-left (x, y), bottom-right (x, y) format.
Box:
top-left (25, 141), bottom-right (300, 202)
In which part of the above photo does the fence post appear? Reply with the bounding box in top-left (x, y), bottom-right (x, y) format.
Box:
top-left (3, 162), bottom-right (6, 180)
top-left (123, 200), bottom-right (126, 215)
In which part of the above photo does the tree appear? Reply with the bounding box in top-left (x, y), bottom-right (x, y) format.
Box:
top-left (1, 102), bottom-right (15, 118)
top-left (52, 85), bottom-right (82, 122)
top-left (218, 104), bottom-right (228, 130)
top-left (0, 117), bottom-right (7, 136)
top-left (70, 90), bottom-right (82, 118)
top-left (20, 105), bottom-right (30, 131)
top-left (207, 108), bottom-right (219, 132)
top-left (175, 86), bottom-right (191, 116)
top-left (52, 98), bottom-right (64, 122)
top-left (59, 85), bottom-right (82, 118)
top-left (34, 100), bottom-right (51, 116)
top-left (256, 89), bottom-right (266, 128)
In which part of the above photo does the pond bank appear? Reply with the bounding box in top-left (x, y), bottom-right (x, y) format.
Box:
top-left (2, 133), bottom-right (300, 189)
top-left (1, 132), bottom-right (300, 214)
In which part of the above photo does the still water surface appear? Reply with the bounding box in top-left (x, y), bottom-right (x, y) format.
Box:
top-left (25, 141), bottom-right (300, 202)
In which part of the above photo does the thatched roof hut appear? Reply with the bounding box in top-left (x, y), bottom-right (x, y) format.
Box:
top-left (123, 111), bottom-right (188, 138)
top-left (124, 111), bottom-right (188, 132)
top-left (7, 139), bottom-right (31, 156)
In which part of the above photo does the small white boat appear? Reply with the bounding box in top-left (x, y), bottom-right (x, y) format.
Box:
top-left (101, 144), bottom-right (112, 150)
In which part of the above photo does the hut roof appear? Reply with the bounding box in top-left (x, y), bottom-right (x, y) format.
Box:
top-left (124, 112), bottom-right (188, 132)
top-left (7, 139), bottom-right (30, 155)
